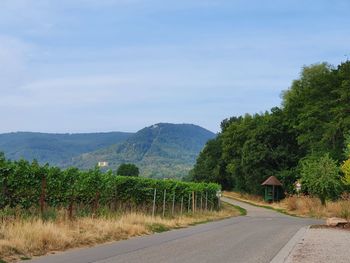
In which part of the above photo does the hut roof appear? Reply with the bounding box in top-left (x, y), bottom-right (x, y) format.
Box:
top-left (261, 176), bottom-right (282, 186)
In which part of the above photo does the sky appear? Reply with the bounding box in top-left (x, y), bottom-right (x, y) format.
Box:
top-left (1, 0), bottom-right (349, 133)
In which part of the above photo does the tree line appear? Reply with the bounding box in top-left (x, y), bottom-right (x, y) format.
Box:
top-left (190, 61), bottom-right (350, 201)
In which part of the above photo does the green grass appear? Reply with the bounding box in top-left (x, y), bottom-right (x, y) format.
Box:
top-left (230, 204), bottom-right (247, 216)
top-left (0, 258), bottom-right (8, 263)
top-left (20, 256), bottom-right (32, 261)
top-left (147, 223), bottom-right (171, 233)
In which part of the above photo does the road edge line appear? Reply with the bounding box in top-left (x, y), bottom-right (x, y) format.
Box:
top-left (270, 226), bottom-right (309, 263)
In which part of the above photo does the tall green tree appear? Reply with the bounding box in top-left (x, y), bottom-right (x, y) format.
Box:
top-left (222, 108), bottom-right (300, 194)
top-left (283, 62), bottom-right (350, 161)
top-left (341, 135), bottom-right (350, 188)
top-left (300, 154), bottom-right (343, 205)
top-left (191, 136), bottom-right (233, 190)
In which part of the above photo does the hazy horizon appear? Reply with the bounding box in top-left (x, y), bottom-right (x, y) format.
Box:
top-left (1, 0), bottom-right (349, 133)
top-left (0, 122), bottom-right (216, 134)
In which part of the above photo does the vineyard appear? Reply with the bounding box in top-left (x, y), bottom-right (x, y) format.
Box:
top-left (0, 153), bottom-right (220, 219)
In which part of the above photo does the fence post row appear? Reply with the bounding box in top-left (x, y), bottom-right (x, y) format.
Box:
top-left (150, 190), bottom-right (216, 217)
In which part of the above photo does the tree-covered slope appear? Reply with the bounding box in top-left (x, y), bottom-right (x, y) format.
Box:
top-left (191, 61), bottom-right (350, 193)
top-left (0, 132), bottom-right (133, 166)
top-left (69, 123), bottom-right (216, 178)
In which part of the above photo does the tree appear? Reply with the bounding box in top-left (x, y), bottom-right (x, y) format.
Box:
top-left (0, 152), bottom-right (13, 208)
top-left (283, 62), bottom-right (350, 161)
top-left (300, 154), bottom-right (343, 205)
top-left (341, 135), bottom-right (350, 187)
top-left (341, 159), bottom-right (350, 186)
top-left (221, 108), bottom-right (300, 194)
top-left (117, 163), bottom-right (140, 177)
top-left (191, 136), bottom-right (233, 190)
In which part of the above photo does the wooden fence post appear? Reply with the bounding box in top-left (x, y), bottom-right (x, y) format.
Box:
top-left (188, 193), bottom-right (191, 213)
top-left (180, 196), bottom-right (183, 216)
top-left (162, 189), bottom-right (166, 217)
top-left (200, 193), bottom-right (203, 211)
top-left (152, 188), bottom-right (157, 219)
top-left (172, 193), bottom-right (175, 216)
top-left (192, 191), bottom-right (195, 213)
top-left (205, 192), bottom-right (208, 211)
top-left (40, 174), bottom-right (47, 217)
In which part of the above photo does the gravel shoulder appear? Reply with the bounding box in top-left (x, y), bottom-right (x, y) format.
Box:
top-left (285, 228), bottom-right (350, 263)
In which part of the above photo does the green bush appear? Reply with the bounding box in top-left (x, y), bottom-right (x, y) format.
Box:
top-left (300, 154), bottom-right (343, 205)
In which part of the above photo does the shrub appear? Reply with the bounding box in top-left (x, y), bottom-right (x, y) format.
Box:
top-left (300, 154), bottom-right (343, 205)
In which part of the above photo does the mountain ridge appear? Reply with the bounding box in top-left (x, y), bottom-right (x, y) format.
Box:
top-left (0, 123), bottom-right (215, 179)
top-left (68, 123), bottom-right (216, 178)
top-left (0, 131), bottom-right (133, 165)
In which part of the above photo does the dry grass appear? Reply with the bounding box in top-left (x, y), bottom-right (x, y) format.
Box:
top-left (0, 204), bottom-right (238, 262)
top-left (284, 195), bottom-right (350, 219)
top-left (224, 191), bottom-right (350, 220)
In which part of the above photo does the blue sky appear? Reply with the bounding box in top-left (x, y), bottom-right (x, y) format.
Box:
top-left (1, 0), bottom-right (349, 133)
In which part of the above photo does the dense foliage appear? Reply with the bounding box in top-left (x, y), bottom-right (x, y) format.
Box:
top-left (341, 136), bottom-right (350, 188)
top-left (0, 153), bottom-right (220, 214)
top-left (191, 61), bottom-right (350, 197)
top-left (300, 154), bottom-right (343, 205)
top-left (117, 163), bottom-right (140, 177)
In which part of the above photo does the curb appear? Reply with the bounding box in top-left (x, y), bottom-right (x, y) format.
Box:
top-left (270, 226), bottom-right (308, 263)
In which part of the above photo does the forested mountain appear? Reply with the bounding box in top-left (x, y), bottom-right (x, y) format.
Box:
top-left (0, 132), bottom-right (133, 166)
top-left (69, 123), bottom-right (215, 178)
top-left (191, 61), bottom-right (350, 194)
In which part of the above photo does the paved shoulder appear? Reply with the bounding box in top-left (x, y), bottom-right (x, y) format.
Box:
top-left (285, 228), bottom-right (350, 263)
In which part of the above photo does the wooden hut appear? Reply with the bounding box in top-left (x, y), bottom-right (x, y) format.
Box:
top-left (261, 176), bottom-right (283, 202)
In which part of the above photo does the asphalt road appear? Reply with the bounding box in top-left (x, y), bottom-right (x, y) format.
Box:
top-left (25, 197), bottom-right (322, 263)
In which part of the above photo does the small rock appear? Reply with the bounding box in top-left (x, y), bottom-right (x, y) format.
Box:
top-left (326, 217), bottom-right (348, 227)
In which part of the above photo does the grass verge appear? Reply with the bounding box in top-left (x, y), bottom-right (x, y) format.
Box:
top-left (0, 205), bottom-right (239, 263)
top-left (224, 191), bottom-right (350, 220)
top-left (223, 191), bottom-right (297, 217)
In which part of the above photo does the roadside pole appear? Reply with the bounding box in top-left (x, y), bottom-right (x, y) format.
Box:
top-left (216, 190), bottom-right (222, 210)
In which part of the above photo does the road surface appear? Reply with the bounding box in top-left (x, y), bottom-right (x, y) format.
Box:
top-left (25, 197), bottom-right (322, 263)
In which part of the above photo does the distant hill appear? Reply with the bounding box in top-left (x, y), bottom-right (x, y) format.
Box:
top-left (69, 123), bottom-right (216, 178)
top-left (0, 132), bottom-right (133, 166)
